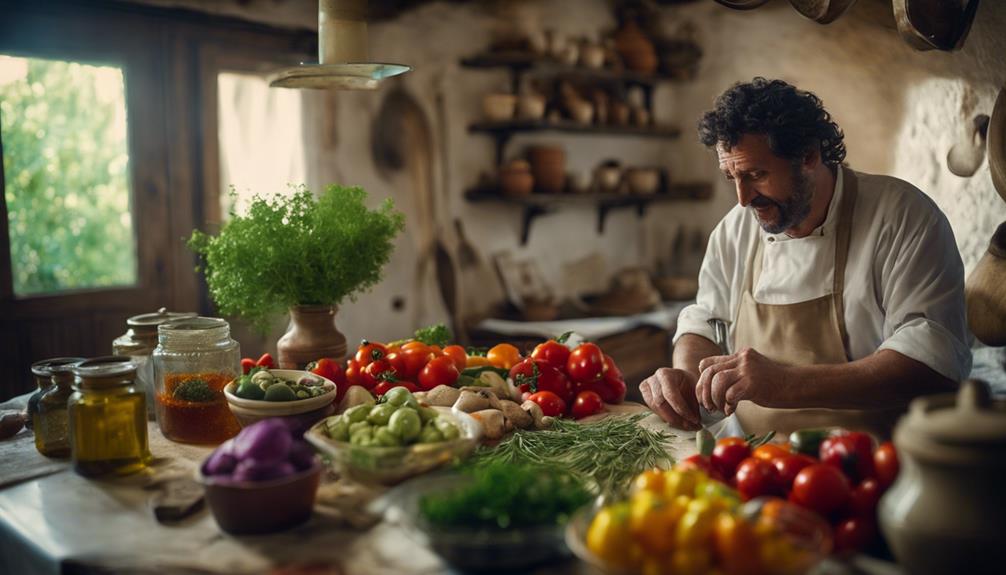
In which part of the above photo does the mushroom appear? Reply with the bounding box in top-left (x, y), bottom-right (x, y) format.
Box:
top-left (475, 371), bottom-right (512, 400)
top-left (498, 399), bottom-right (533, 430)
top-left (422, 385), bottom-right (461, 407)
top-left (521, 400), bottom-right (554, 430)
top-left (454, 389), bottom-right (500, 413)
top-left (470, 409), bottom-right (507, 440)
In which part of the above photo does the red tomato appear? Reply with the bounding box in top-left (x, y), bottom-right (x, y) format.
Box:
top-left (372, 380), bottom-right (418, 396)
top-left (509, 358), bottom-right (575, 404)
top-left (384, 351), bottom-right (407, 378)
top-left (418, 356), bottom-right (460, 391)
top-left (442, 345), bottom-right (468, 372)
top-left (400, 347), bottom-right (435, 379)
top-left (528, 390), bottom-right (566, 417)
top-left (364, 358), bottom-right (396, 382)
top-left (735, 457), bottom-right (783, 501)
top-left (601, 354), bottom-right (623, 381)
top-left (600, 375), bottom-right (627, 404)
top-left (566, 343), bottom-right (605, 384)
top-left (712, 442), bottom-right (751, 480)
top-left (355, 341), bottom-right (389, 367)
top-left (791, 464), bottom-right (852, 517)
top-left (241, 358), bottom-right (256, 374)
top-left (344, 359), bottom-right (372, 390)
top-left (873, 441), bottom-right (899, 490)
top-left (676, 454), bottom-right (726, 483)
top-left (848, 478), bottom-right (882, 519)
top-left (774, 454), bottom-right (817, 492)
top-left (833, 516), bottom-right (878, 554)
top-left (308, 358), bottom-right (346, 401)
top-left (820, 432), bottom-right (875, 483)
top-left (571, 390), bottom-right (604, 419)
top-left (401, 341), bottom-right (428, 352)
top-left (752, 444), bottom-right (791, 462)
top-left (256, 353), bottom-right (275, 369)
top-left (530, 339), bottom-right (571, 372)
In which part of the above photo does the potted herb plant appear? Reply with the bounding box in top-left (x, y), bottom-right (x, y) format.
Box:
top-left (189, 184), bottom-right (404, 367)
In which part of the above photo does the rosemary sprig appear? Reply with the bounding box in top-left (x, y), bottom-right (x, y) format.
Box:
top-left (473, 413), bottom-right (676, 497)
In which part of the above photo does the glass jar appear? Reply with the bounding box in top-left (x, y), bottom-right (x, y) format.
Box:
top-left (113, 308), bottom-right (197, 420)
top-left (69, 357), bottom-right (152, 477)
top-left (34, 360), bottom-right (82, 457)
top-left (152, 316), bottom-right (241, 444)
top-left (28, 357), bottom-right (85, 433)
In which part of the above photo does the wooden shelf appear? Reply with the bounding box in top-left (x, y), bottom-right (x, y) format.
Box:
top-left (469, 120), bottom-right (681, 139)
top-left (460, 52), bottom-right (684, 87)
top-left (465, 184), bottom-right (712, 245)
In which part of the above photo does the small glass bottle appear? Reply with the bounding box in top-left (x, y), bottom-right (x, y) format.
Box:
top-left (153, 316), bottom-right (241, 444)
top-left (69, 357), bottom-right (152, 477)
top-left (29, 357), bottom-right (85, 436)
top-left (113, 308), bottom-right (197, 420)
top-left (34, 361), bottom-right (80, 457)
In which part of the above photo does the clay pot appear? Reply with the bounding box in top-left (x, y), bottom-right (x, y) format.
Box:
top-left (579, 41), bottom-right (605, 69)
top-left (626, 167), bottom-right (660, 195)
top-left (528, 146), bottom-right (566, 194)
top-left (276, 305), bottom-right (348, 369)
top-left (609, 101), bottom-right (630, 126)
top-left (631, 106), bottom-right (651, 127)
top-left (567, 98), bottom-right (595, 125)
top-left (517, 93), bottom-right (546, 121)
top-left (612, 21), bottom-right (658, 74)
top-left (594, 163), bottom-right (622, 193)
top-left (499, 160), bottom-right (534, 197)
top-left (482, 93), bottom-right (516, 122)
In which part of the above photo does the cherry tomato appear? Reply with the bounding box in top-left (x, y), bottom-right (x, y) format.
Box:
top-left (308, 358), bottom-right (346, 401)
top-left (372, 380), bottom-right (418, 397)
top-left (735, 457), bottom-right (783, 501)
top-left (418, 356), bottom-right (460, 391)
top-left (355, 341), bottom-right (389, 367)
top-left (571, 390), bottom-right (604, 419)
top-left (530, 339), bottom-right (571, 372)
top-left (566, 343), bottom-right (605, 384)
top-left (442, 345), bottom-right (467, 372)
top-left (676, 454), bottom-right (725, 483)
top-left (487, 343), bottom-right (522, 370)
top-left (241, 358), bottom-right (256, 374)
top-left (601, 354), bottom-right (623, 381)
top-left (401, 341), bottom-right (428, 352)
top-left (833, 516), bottom-right (878, 554)
top-left (255, 353), bottom-right (275, 369)
top-left (510, 358), bottom-right (575, 404)
top-left (752, 444), bottom-right (791, 462)
top-left (399, 346), bottom-right (435, 379)
top-left (774, 453), bottom-right (817, 492)
top-left (820, 432), bottom-right (875, 483)
top-left (599, 375), bottom-right (627, 404)
top-left (848, 478), bottom-right (882, 519)
top-left (712, 441), bottom-right (751, 480)
top-left (528, 390), bottom-right (566, 417)
top-left (345, 359), bottom-right (374, 390)
top-left (384, 351), bottom-right (407, 378)
top-left (791, 464), bottom-right (851, 517)
top-left (718, 437), bottom-right (748, 448)
top-left (364, 359), bottom-right (396, 387)
top-left (873, 441), bottom-right (899, 490)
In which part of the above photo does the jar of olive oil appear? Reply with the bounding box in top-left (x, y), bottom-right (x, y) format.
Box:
top-left (33, 358), bottom-right (83, 457)
top-left (153, 317), bottom-right (241, 444)
top-left (69, 357), bottom-right (152, 477)
top-left (28, 357), bottom-right (84, 434)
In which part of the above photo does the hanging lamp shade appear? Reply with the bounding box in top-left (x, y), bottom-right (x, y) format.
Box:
top-left (270, 0), bottom-right (411, 90)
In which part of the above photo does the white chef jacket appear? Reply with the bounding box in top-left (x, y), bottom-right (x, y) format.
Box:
top-left (675, 168), bottom-right (973, 382)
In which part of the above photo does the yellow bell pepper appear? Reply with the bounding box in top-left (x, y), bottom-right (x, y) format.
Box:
top-left (586, 502), bottom-right (635, 568)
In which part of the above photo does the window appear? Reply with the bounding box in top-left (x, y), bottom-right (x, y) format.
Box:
top-left (0, 54), bottom-right (136, 296)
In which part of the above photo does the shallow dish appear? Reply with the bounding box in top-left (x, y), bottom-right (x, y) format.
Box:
top-left (198, 460), bottom-right (322, 535)
top-left (304, 407), bottom-right (482, 485)
top-left (224, 369), bottom-right (337, 427)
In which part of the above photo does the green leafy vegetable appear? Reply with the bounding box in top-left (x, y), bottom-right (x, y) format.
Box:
top-left (475, 413), bottom-right (674, 497)
top-left (188, 185), bottom-right (405, 332)
top-left (412, 324), bottom-right (451, 348)
top-left (419, 461), bottom-right (592, 529)
top-left (172, 379), bottom-right (216, 403)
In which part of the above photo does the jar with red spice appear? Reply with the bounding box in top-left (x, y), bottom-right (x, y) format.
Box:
top-left (152, 317), bottom-right (241, 444)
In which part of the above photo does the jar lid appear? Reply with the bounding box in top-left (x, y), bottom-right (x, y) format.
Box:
top-left (31, 357), bottom-right (86, 378)
top-left (127, 308), bottom-right (198, 334)
top-left (897, 380), bottom-right (1006, 457)
top-left (158, 316), bottom-right (229, 334)
top-left (72, 356), bottom-right (137, 389)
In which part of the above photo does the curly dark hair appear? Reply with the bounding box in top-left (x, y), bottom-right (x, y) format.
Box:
top-left (697, 78), bottom-right (846, 166)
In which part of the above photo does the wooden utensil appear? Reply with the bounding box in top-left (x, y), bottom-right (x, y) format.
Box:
top-left (893, 0), bottom-right (980, 51)
top-left (788, 0), bottom-right (858, 24)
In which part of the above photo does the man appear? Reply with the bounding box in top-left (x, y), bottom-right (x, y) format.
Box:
top-left (641, 78), bottom-right (971, 435)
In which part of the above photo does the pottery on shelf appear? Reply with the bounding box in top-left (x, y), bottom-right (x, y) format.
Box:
top-left (579, 40), bottom-right (605, 69)
top-left (612, 21), bottom-right (658, 74)
top-left (499, 159), bottom-right (534, 197)
top-left (528, 146), bottom-right (566, 194)
top-left (483, 93), bottom-right (517, 122)
top-left (517, 93), bottom-right (547, 121)
top-left (276, 305), bottom-right (348, 369)
top-left (626, 167), bottom-right (660, 195)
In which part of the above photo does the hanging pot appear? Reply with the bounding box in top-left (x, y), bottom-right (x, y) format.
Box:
top-left (893, 0), bottom-right (980, 52)
top-left (965, 222), bottom-right (1006, 346)
top-left (276, 305), bottom-right (348, 369)
top-left (989, 85), bottom-right (1006, 203)
top-left (947, 114), bottom-right (990, 177)
top-left (713, 0), bottom-right (771, 9)
top-left (788, 0), bottom-right (858, 24)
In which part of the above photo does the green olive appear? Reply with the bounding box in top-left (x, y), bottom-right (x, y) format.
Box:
top-left (388, 408), bottom-right (422, 442)
top-left (366, 403), bottom-right (397, 426)
top-left (344, 404), bottom-right (371, 423)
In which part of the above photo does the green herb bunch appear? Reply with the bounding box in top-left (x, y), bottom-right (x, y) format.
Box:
top-left (188, 185), bottom-right (404, 331)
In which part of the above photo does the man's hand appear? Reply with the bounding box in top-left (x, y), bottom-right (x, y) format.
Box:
top-left (640, 368), bottom-right (702, 430)
top-left (695, 347), bottom-right (791, 415)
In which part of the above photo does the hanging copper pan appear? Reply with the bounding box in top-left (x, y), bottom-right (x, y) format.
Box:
top-left (713, 0), bottom-right (772, 10)
top-left (788, 0), bottom-right (858, 24)
top-left (892, 0), bottom-right (980, 51)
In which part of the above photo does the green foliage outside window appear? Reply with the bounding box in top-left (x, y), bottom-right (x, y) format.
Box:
top-left (0, 55), bottom-right (136, 296)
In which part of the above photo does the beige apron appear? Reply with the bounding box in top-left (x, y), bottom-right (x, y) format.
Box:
top-left (732, 168), bottom-right (903, 438)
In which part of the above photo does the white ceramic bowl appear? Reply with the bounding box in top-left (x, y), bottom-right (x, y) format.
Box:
top-left (483, 93), bottom-right (517, 122)
top-left (224, 369), bottom-right (337, 427)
